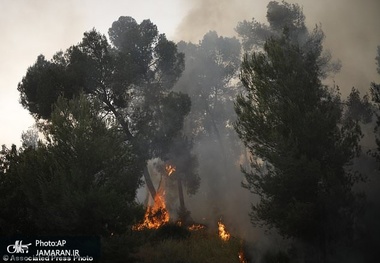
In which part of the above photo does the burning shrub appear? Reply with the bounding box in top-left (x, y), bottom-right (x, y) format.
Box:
top-left (133, 189), bottom-right (170, 230)
top-left (218, 220), bottom-right (231, 241)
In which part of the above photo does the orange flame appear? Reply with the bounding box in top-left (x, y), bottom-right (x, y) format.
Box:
top-left (218, 220), bottom-right (230, 241)
top-left (133, 190), bottom-right (169, 230)
top-left (133, 163), bottom-right (177, 230)
top-left (238, 249), bottom-right (248, 263)
top-left (165, 164), bottom-right (176, 176)
top-left (187, 224), bottom-right (206, 231)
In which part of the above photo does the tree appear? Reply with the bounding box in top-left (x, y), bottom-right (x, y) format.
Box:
top-left (236, 0), bottom-right (306, 50)
top-left (234, 35), bottom-right (362, 262)
top-left (21, 127), bottom-right (40, 149)
top-left (17, 16), bottom-right (191, 201)
top-left (0, 94), bottom-right (144, 236)
top-left (344, 87), bottom-right (373, 124)
top-left (347, 45), bottom-right (380, 263)
top-left (0, 144), bottom-right (31, 235)
top-left (175, 32), bottom-right (242, 209)
top-left (176, 31), bottom-right (241, 145)
top-left (236, 0), bottom-right (341, 78)
top-left (370, 45), bottom-right (380, 165)
top-left (165, 135), bottom-right (200, 222)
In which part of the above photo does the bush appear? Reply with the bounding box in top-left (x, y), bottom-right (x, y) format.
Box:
top-left (134, 230), bottom-right (242, 263)
top-left (152, 223), bottom-right (190, 241)
top-left (101, 233), bottom-right (143, 263)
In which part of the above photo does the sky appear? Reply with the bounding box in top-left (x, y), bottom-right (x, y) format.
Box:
top-left (1, 0), bottom-right (379, 147)
top-left (0, 0), bottom-right (190, 147)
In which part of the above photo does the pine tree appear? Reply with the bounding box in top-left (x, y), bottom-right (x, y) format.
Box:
top-left (234, 35), bottom-right (362, 261)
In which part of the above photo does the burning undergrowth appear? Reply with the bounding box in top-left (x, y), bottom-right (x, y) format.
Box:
top-left (132, 160), bottom-right (249, 262)
top-left (132, 185), bottom-right (170, 230)
top-left (132, 220), bottom-right (248, 263)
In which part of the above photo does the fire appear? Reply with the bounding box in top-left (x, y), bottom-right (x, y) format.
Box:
top-left (218, 220), bottom-right (230, 241)
top-left (133, 190), bottom-right (169, 230)
top-left (133, 163), bottom-right (175, 230)
top-left (238, 249), bottom-right (248, 263)
top-left (187, 224), bottom-right (206, 231)
top-left (165, 164), bottom-right (176, 176)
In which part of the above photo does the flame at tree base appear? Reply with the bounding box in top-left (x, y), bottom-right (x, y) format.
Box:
top-left (133, 191), bottom-right (169, 230)
top-left (133, 164), bottom-right (174, 230)
top-left (218, 220), bottom-right (231, 241)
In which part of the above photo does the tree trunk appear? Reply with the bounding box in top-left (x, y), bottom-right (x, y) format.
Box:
top-left (144, 166), bottom-right (157, 200)
top-left (101, 84), bottom-right (156, 204)
top-left (177, 175), bottom-right (193, 224)
top-left (209, 110), bottom-right (228, 174)
top-left (177, 176), bottom-right (185, 210)
top-left (100, 92), bottom-right (157, 200)
top-left (202, 98), bottom-right (228, 171)
top-left (102, 97), bottom-right (133, 140)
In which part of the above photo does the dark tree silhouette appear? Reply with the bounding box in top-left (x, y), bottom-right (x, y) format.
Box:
top-left (17, 16), bottom-right (191, 201)
top-left (235, 35), bottom-right (362, 262)
top-left (0, 94), bottom-right (143, 236)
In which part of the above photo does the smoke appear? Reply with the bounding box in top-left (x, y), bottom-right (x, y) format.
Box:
top-left (183, 137), bottom-right (283, 260)
top-left (175, 0), bottom-right (267, 43)
top-left (293, 0), bottom-right (380, 96)
top-left (175, 0), bottom-right (380, 96)
top-left (173, 0), bottom-right (380, 260)
top-left (2, 0), bottom-right (377, 259)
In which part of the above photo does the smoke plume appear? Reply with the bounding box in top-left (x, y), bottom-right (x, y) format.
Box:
top-left (175, 0), bottom-right (380, 95)
top-left (174, 1), bottom-right (380, 260)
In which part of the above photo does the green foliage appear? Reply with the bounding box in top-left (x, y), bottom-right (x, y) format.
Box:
top-left (17, 15), bottom-right (192, 207)
top-left (234, 34), bottom-right (362, 256)
top-left (167, 135), bottom-right (200, 195)
top-left (175, 31), bottom-right (242, 202)
top-left (21, 127), bottom-right (40, 149)
top-left (136, 91), bottom-right (191, 158)
top-left (18, 55), bottom-right (67, 119)
top-left (237, 0), bottom-right (305, 48)
top-left (152, 223), bottom-right (190, 241)
top-left (236, 1), bottom-right (306, 50)
top-left (236, 0), bottom-right (340, 78)
top-left (370, 45), bottom-right (380, 166)
top-left (101, 234), bottom-right (144, 263)
top-left (344, 87), bottom-right (373, 124)
top-left (176, 31), bottom-right (241, 140)
top-left (17, 16), bottom-right (189, 162)
top-left (0, 94), bottom-right (144, 236)
top-left (0, 145), bottom-right (33, 234)
top-left (134, 230), bottom-right (242, 263)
